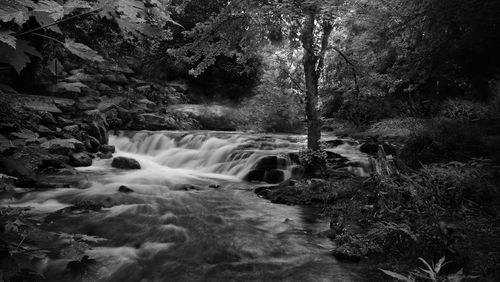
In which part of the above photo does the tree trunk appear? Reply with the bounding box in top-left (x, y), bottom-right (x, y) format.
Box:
top-left (302, 12), bottom-right (321, 150)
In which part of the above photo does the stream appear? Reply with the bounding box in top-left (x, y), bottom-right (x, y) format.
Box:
top-left (2, 131), bottom-right (372, 281)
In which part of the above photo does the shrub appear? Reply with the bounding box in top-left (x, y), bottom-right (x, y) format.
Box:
top-left (338, 96), bottom-right (394, 126)
top-left (440, 99), bottom-right (490, 121)
top-left (400, 119), bottom-right (488, 168)
top-left (238, 90), bottom-right (304, 133)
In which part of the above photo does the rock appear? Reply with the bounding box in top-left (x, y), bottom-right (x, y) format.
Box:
top-left (264, 169), bottom-right (286, 184)
top-left (118, 185), bottom-right (134, 193)
top-left (165, 81), bottom-right (189, 92)
top-left (107, 64), bottom-right (134, 74)
top-left (129, 113), bottom-right (177, 130)
top-left (255, 156), bottom-right (278, 171)
top-left (103, 73), bottom-right (128, 84)
top-left (50, 82), bottom-right (89, 95)
top-left (64, 72), bottom-right (98, 83)
top-left (0, 157), bottom-right (37, 182)
top-left (97, 152), bottom-right (112, 159)
top-left (48, 145), bottom-right (72, 156)
top-left (97, 83), bottom-right (114, 93)
top-left (111, 157), bottom-right (141, 170)
top-left (81, 87), bottom-right (101, 97)
top-left (244, 169), bottom-right (265, 182)
top-left (69, 68), bottom-right (84, 75)
top-left (75, 97), bottom-right (99, 111)
top-left (138, 98), bottom-right (155, 108)
top-left (136, 85), bottom-right (151, 92)
top-left (53, 99), bottom-right (76, 112)
top-left (332, 244), bottom-right (363, 262)
top-left (24, 100), bottom-right (62, 113)
top-left (99, 144), bottom-right (115, 154)
top-left (131, 77), bottom-right (147, 85)
top-left (87, 122), bottom-right (108, 145)
top-left (63, 125), bottom-right (79, 132)
top-left (40, 112), bottom-right (57, 125)
top-left (290, 165), bottom-right (305, 177)
top-left (37, 125), bottom-right (54, 135)
top-left (84, 135), bottom-right (101, 153)
top-left (174, 184), bottom-right (203, 191)
top-left (70, 153), bottom-right (92, 167)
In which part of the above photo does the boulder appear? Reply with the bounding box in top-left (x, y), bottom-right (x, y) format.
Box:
top-left (50, 82), bottom-right (89, 96)
top-left (63, 125), bottom-right (79, 132)
top-left (255, 156), bottom-right (278, 171)
top-left (103, 74), bottom-right (128, 84)
top-left (118, 185), bottom-right (134, 193)
top-left (0, 157), bottom-right (37, 182)
top-left (332, 244), bottom-right (363, 262)
top-left (75, 97), bottom-right (99, 111)
top-left (111, 157), bottom-right (141, 170)
top-left (244, 169), bottom-right (265, 182)
top-left (87, 122), bottom-right (108, 145)
top-left (70, 153), bottom-right (92, 167)
top-left (136, 85), bottom-right (151, 92)
top-left (290, 165), bottom-right (305, 178)
top-left (53, 99), bottom-right (76, 112)
top-left (99, 144), bottom-right (115, 154)
top-left (84, 135), bottom-right (101, 153)
top-left (64, 72), bottom-right (99, 83)
top-left (97, 152), bottom-right (113, 159)
top-left (24, 100), bottom-right (62, 113)
top-left (97, 83), bottom-right (114, 93)
top-left (40, 112), bottom-right (57, 125)
top-left (264, 169), bottom-right (286, 184)
top-left (129, 113), bottom-right (177, 130)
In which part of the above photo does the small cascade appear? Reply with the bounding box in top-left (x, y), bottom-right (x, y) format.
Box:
top-left (110, 132), bottom-right (299, 182)
top-left (109, 131), bottom-right (371, 183)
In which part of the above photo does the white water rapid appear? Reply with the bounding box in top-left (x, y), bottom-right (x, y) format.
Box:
top-left (1, 131), bottom-right (372, 281)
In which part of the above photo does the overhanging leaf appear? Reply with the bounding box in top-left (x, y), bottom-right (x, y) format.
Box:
top-left (34, 0), bottom-right (64, 21)
top-left (0, 39), bottom-right (41, 73)
top-left (63, 0), bottom-right (93, 15)
top-left (63, 39), bottom-right (104, 62)
top-left (0, 30), bottom-right (16, 48)
top-left (32, 11), bottom-right (62, 34)
top-left (0, 0), bottom-right (33, 25)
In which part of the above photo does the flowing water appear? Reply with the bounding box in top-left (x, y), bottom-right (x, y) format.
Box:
top-left (2, 131), bottom-right (372, 282)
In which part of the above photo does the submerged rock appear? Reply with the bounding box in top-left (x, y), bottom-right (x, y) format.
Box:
top-left (111, 157), bottom-right (141, 169)
top-left (118, 185), bottom-right (134, 193)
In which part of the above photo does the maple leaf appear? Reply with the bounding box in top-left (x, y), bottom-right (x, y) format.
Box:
top-left (63, 39), bottom-right (104, 62)
top-left (33, 0), bottom-right (65, 21)
top-left (0, 0), bottom-right (34, 25)
top-left (0, 30), bottom-right (16, 48)
top-left (0, 39), bottom-right (41, 73)
top-left (32, 11), bottom-right (62, 34)
top-left (63, 0), bottom-right (93, 15)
